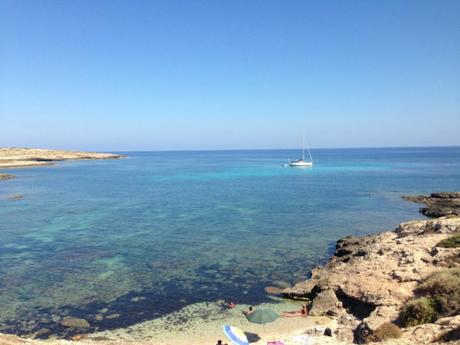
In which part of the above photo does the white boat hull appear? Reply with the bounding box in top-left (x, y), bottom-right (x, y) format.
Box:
top-left (289, 161), bottom-right (313, 167)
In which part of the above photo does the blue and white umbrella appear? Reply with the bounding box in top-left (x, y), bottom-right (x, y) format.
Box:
top-left (223, 325), bottom-right (249, 345)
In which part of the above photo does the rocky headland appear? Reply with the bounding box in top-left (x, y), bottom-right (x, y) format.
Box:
top-left (0, 193), bottom-right (459, 345)
top-left (0, 147), bottom-right (124, 169)
top-left (283, 192), bottom-right (460, 344)
top-left (403, 192), bottom-right (460, 218)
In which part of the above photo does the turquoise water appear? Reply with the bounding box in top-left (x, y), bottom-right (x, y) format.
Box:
top-left (1, 147), bottom-right (459, 337)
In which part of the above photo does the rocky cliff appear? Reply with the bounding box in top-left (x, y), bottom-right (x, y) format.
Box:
top-left (283, 193), bottom-right (460, 343)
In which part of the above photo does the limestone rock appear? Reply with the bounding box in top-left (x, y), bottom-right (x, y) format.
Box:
top-left (403, 192), bottom-right (460, 217)
top-left (283, 278), bottom-right (318, 299)
top-left (309, 289), bottom-right (342, 316)
top-left (283, 205), bottom-right (460, 342)
top-left (363, 306), bottom-right (399, 330)
top-left (395, 217), bottom-right (460, 237)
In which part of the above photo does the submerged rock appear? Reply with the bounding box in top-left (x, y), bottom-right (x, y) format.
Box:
top-left (7, 194), bottom-right (24, 200)
top-left (0, 173), bottom-right (15, 180)
top-left (59, 317), bottom-right (90, 329)
top-left (264, 286), bottom-right (284, 295)
top-left (33, 328), bottom-right (50, 338)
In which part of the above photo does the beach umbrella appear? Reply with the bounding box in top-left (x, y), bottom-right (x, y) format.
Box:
top-left (246, 309), bottom-right (279, 325)
top-left (223, 325), bottom-right (249, 345)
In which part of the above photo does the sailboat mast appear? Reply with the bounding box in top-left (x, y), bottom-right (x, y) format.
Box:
top-left (305, 138), bottom-right (313, 162)
top-left (302, 137), bottom-right (305, 160)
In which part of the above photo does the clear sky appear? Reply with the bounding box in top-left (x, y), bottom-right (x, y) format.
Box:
top-left (1, 0), bottom-right (459, 151)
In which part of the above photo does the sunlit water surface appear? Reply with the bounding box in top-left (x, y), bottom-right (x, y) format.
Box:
top-left (1, 147), bottom-right (459, 337)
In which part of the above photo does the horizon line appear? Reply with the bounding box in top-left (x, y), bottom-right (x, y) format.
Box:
top-left (108, 144), bottom-right (460, 153)
top-left (2, 144), bottom-right (459, 153)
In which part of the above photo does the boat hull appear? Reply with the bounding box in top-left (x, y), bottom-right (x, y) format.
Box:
top-left (288, 161), bottom-right (313, 167)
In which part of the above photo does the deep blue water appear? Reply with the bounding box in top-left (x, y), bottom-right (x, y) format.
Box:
top-left (0, 147), bottom-right (459, 337)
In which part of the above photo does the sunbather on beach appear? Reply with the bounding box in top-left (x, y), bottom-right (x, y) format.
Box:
top-left (281, 305), bottom-right (307, 317)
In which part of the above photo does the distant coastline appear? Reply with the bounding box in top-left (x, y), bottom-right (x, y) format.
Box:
top-left (0, 148), bottom-right (124, 170)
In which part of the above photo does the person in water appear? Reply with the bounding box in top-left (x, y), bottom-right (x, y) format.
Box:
top-left (226, 301), bottom-right (236, 309)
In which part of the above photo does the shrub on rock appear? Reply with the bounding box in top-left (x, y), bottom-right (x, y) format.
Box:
top-left (436, 233), bottom-right (460, 248)
top-left (401, 297), bottom-right (438, 327)
top-left (366, 322), bottom-right (402, 342)
top-left (416, 267), bottom-right (460, 316)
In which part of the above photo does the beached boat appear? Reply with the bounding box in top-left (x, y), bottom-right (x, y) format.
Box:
top-left (287, 138), bottom-right (313, 167)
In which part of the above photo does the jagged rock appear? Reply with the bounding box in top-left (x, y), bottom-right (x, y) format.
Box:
top-left (309, 288), bottom-right (341, 316)
top-left (335, 315), bottom-right (359, 342)
top-left (335, 236), bottom-right (371, 259)
top-left (363, 305), bottom-right (399, 330)
top-left (403, 192), bottom-right (460, 217)
top-left (33, 328), bottom-right (50, 337)
top-left (354, 322), bottom-right (372, 344)
top-left (395, 217), bottom-right (460, 237)
top-left (283, 207), bottom-right (460, 342)
top-left (283, 278), bottom-right (318, 299)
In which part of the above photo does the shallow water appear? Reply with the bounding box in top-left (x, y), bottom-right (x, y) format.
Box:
top-left (0, 147), bottom-right (459, 337)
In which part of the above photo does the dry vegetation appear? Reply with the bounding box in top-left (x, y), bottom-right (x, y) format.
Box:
top-left (437, 233), bottom-right (460, 248)
top-left (401, 268), bottom-right (460, 327)
top-left (366, 322), bottom-right (402, 343)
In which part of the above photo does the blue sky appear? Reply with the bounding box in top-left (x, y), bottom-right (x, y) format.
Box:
top-left (1, 0), bottom-right (459, 151)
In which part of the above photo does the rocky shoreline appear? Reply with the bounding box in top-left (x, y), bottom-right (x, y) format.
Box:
top-left (283, 192), bottom-right (460, 343)
top-left (0, 147), bottom-right (124, 169)
top-left (0, 193), bottom-right (459, 344)
top-left (403, 192), bottom-right (460, 218)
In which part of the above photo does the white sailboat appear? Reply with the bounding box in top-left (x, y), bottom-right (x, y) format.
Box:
top-left (288, 138), bottom-right (313, 167)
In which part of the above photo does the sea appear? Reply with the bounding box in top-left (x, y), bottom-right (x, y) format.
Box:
top-left (1, 147), bottom-right (459, 338)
